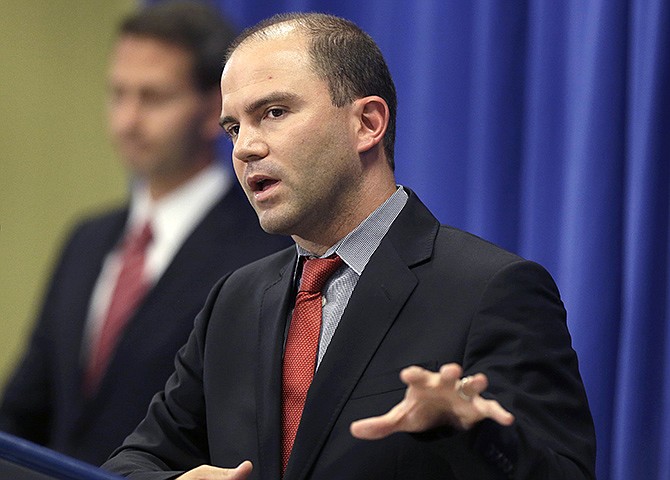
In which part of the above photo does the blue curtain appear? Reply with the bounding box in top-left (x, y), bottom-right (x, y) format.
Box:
top-left (204, 0), bottom-right (669, 478)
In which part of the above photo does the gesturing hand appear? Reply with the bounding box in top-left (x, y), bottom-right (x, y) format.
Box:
top-left (350, 363), bottom-right (514, 440)
top-left (176, 461), bottom-right (253, 479)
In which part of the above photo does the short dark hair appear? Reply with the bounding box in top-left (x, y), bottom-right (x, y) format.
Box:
top-left (225, 13), bottom-right (397, 169)
top-left (119, 1), bottom-right (236, 92)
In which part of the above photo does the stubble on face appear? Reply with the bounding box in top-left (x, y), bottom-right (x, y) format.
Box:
top-left (223, 33), bottom-right (366, 252)
top-left (108, 36), bottom-right (215, 197)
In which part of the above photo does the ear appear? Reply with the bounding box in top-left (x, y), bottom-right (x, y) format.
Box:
top-left (201, 88), bottom-right (225, 141)
top-left (353, 96), bottom-right (389, 155)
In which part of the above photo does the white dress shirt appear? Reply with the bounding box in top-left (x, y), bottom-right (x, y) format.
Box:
top-left (82, 162), bottom-right (232, 360)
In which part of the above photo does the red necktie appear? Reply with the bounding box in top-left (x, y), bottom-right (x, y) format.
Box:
top-left (281, 255), bottom-right (343, 473)
top-left (83, 221), bottom-right (153, 395)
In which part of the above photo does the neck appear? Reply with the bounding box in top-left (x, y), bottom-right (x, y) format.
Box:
top-left (147, 157), bottom-right (213, 201)
top-left (292, 180), bottom-right (397, 256)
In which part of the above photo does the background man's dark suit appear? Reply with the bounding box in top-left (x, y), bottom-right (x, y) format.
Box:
top-left (105, 191), bottom-right (595, 480)
top-left (0, 184), bottom-right (291, 466)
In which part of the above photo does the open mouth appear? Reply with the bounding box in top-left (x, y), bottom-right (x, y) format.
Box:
top-left (248, 175), bottom-right (279, 196)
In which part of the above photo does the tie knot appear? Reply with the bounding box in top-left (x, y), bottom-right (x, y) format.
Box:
top-left (125, 221), bottom-right (153, 252)
top-left (299, 255), bottom-right (343, 293)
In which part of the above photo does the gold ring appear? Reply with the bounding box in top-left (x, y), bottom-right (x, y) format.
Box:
top-left (457, 376), bottom-right (473, 401)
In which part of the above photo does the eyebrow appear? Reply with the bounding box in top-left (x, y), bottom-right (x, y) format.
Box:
top-left (219, 91), bottom-right (302, 128)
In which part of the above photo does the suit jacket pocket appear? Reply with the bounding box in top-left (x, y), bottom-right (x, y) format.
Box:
top-left (349, 360), bottom-right (440, 400)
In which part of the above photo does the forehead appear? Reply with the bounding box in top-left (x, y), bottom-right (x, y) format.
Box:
top-left (109, 35), bottom-right (194, 86)
top-left (221, 32), bottom-right (321, 97)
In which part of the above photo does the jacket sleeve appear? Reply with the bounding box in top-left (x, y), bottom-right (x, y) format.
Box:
top-left (441, 260), bottom-right (596, 479)
top-left (0, 310), bottom-right (53, 445)
top-left (0, 225), bottom-right (87, 445)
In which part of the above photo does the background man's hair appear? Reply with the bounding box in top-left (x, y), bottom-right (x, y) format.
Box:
top-left (225, 12), bottom-right (397, 168)
top-left (119, 0), bottom-right (236, 92)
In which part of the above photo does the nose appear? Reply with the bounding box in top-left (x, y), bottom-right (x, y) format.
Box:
top-left (109, 95), bottom-right (141, 135)
top-left (233, 125), bottom-right (268, 163)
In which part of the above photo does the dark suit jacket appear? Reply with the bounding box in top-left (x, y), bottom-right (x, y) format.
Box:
top-left (103, 191), bottom-right (596, 479)
top-left (0, 183), bottom-right (291, 466)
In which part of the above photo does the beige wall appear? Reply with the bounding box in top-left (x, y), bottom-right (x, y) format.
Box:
top-left (0, 1), bottom-right (136, 386)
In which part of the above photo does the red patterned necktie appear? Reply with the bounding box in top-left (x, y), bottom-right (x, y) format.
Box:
top-left (83, 221), bottom-right (153, 395)
top-left (281, 255), bottom-right (343, 473)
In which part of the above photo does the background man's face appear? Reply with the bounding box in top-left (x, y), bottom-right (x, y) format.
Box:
top-left (107, 35), bottom-right (215, 184)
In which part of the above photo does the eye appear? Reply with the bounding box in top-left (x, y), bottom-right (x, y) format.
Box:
top-left (140, 89), bottom-right (174, 107)
top-left (266, 108), bottom-right (286, 119)
top-left (224, 124), bottom-right (240, 140)
top-left (108, 87), bottom-right (122, 104)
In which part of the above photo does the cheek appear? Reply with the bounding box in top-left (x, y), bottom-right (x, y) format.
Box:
top-left (299, 125), bottom-right (354, 170)
top-left (155, 103), bottom-right (205, 137)
top-left (106, 104), bottom-right (131, 136)
top-left (231, 158), bottom-right (247, 186)
top-left (170, 111), bottom-right (196, 130)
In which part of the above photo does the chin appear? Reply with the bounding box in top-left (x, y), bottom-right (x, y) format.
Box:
top-left (258, 219), bottom-right (286, 235)
top-left (257, 211), bottom-right (295, 237)
top-left (124, 158), bottom-right (157, 177)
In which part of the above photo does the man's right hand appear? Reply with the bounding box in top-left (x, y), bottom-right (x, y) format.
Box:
top-left (176, 461), bottom-right (253, 479)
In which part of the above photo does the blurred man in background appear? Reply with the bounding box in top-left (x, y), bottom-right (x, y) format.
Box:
top-left (0, 1), bottom-right (290, 466)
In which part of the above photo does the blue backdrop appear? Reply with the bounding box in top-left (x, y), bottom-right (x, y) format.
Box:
top-left (188, 1), bottom-right (668, 478)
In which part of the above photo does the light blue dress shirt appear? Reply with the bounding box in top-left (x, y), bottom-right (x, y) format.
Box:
top-left (294, 186), bottom-right (409, 368)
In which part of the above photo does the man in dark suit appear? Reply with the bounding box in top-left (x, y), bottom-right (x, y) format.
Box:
top-left (103, 12), bottom-right (596, 479)
top-left (0, 2), bottom-right (290, 466)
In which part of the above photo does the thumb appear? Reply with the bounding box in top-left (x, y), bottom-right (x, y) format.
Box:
top-left (230, 461), bottom-right (253, 478)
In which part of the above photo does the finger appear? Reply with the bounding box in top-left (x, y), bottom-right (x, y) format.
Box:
top-left (177, 461), bottom-right (253, 479)
top-left (350, 406), bottom-right (403, 440)
top-left (457, 373), bottom-right (489, 399)
top-left (481, 398), bottom-right (515, 426)
top-left (399, 365), bottom-right (434, 386)
top-left (456, 376), bottom-right (474, 401)
top-left (438, 363), bottom-right (463, 383)
top-left (234, 461), bottom-right (254, 475)
top-left (350, 416), bottom-right (388, 440)
top-left (402, 363), bottom-right (463, 388)
top-left (469, 373), bottom-right (489, 392)
top-left (216, 461), bottom-right (253, 480)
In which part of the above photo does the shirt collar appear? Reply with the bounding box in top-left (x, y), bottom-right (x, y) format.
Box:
top-left (296, 186), bottom-right (408, 275)
top-left (126, 161), bottom-right (232, 242)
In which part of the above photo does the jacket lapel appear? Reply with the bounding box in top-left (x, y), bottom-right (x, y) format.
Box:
top-left (72, 212), bottom-right (128, 425)
top-left (256, 251), bottom-right (299, 479)
top-left (285, 191), bottom-right (440, 480)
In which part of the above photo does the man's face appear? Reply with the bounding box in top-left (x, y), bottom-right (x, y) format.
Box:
top-left (220, 32), bottom-right (364, 246)
top-left (107, 35), bottom-right (217, 184)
